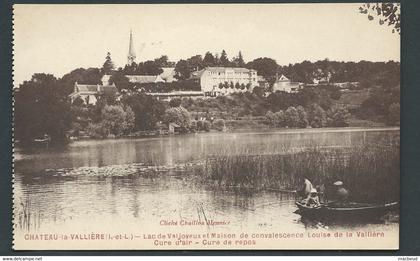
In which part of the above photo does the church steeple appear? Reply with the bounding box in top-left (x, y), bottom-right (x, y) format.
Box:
top-left (127, 30), bottom-right (136, 66)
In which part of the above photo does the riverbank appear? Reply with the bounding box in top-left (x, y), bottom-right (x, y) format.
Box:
top-left (63, 126), bottom-right (400, 144)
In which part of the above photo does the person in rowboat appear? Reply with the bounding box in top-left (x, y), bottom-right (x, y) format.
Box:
top-left (333, 181), bottom-right (349, 203)
top-left (298, 178), bottom-right (314, 199)
top-left (305, 188), bottom-right (320, 207)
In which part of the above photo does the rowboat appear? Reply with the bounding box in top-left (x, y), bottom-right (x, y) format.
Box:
top-left (295, 201), bottom-right (399, 221)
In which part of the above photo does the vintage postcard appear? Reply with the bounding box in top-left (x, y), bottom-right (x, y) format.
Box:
top-left (12, 3), bottom-right (400, 250)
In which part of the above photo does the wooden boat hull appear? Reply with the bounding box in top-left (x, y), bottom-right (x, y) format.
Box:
top-left (295, 201), bottom-right (399, 221)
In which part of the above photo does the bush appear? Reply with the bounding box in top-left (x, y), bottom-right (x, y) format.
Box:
top-left (330, 88), bottom-right (342, 100)
top-left (285, 106), bottom-right (299, 128)
top-left (307, 104), bottom-right (327, 128)
top-left (265, 110), bottom-right (285, 127)
top-left (296, 105), bottom-right (309, 128)
top-left (212, 119), bottom-right (226, 131)
top-left (197, 120), bottom-right (211, 132)
top-left (87, 105), bottom-right (134, 138)
top-left (327, 105), bottom-right (350, 127)
top-left (169, 98), bottom-right (182, 107)
top-left (163, 106), bottom-right (192, 131)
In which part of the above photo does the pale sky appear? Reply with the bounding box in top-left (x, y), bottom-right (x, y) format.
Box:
top-left (13, 4), bottom-right (400, 86)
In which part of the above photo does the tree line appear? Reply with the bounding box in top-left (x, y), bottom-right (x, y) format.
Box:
top-left (14, 51), bottom-right (400, 145)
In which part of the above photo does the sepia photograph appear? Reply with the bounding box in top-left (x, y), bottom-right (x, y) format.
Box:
top-left (12, 3), bottom-right (400, 250)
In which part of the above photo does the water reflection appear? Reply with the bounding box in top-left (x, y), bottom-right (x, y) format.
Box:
top-left (14, 129), bottom-right (399, 235)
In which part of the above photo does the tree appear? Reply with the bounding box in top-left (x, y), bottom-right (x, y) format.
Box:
top-left (285, 106), bottom-right (300, 128)
top-left (136, 60), bottom-right (163, 75)
top-left (307, 104), bottom-right (327, 128)
top-left (220, 50), bottom-right (229, 66)
top-left (96, 105), bottom-right (134, 137)
top-left (163, 106), bottom-right (192, 131)
top-left (327, 105), bottom-right (350, 127)
top-left (121, 93), bottom-right (165, 131)
top-left (212, 119), bottom-right (226, 131)
top-left (203, 52), bottom-right (216, 67)
top-left (187, 55), bottom-right (204, 71)
top-left (359, 3), bottom-right (400, 34)
top-left (60, 68), bottom-right (102, 96)
top-left (15, 73), bottom-right (71, 144)
top-left (265, 110), bottom-right (285, 127)
top-left (169, 98), bottom-right (182, 107)
top-left (265, 111), bottom-right (276, 126)
top-left (252, 86), bottom-right (264, 97)
top-left (224, 81), bottom-right (230, 89)
top-left (109, 70), bottom-right (131, 91)
top-left (274, 110), bottom-right (286, 127)
top-left (329, 87), bottom-right (342, 100)
top-left (154, 55), bottom-right (173, 67)
top-left (102, 52), bottom-right (115, 74)
top-left (232, 51), bottom-right (245, 67)
top-left (296, 105), bottom-right (309, 128)
top-left (174, 59), bottom-right (191, 80)
top-left (246, 57), bottom-right (278, 83)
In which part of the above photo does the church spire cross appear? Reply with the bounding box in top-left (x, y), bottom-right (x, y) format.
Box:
top-left (127, 30), bottom-right (136, 65)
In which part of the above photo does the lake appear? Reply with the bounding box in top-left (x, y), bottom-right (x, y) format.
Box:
top-left (13, 127), bottom-right (400, 249)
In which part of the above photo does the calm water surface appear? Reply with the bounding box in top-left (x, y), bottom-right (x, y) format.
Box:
top-left (14, 128), bottom-right (400, 238)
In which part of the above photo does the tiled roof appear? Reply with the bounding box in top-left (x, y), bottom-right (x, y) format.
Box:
top-left (76, 84), bottom-right (99, 92)
top-left (73, 83), bottom-right (117, 95)
top-left (126, 75), bottom-right (160, 83)
top-left (99, 85), bottom-right (118, 94)
top-left (205, 67), bottom-right (255, 73)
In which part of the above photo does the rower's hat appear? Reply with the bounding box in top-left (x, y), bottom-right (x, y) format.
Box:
top-left (333, 181), bottom-right (344, 186)
top-left (310, 188), bottom-right (318, 194)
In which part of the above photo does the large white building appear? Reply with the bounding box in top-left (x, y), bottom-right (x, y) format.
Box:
top-left (191, 67), bottom-right (259, 95)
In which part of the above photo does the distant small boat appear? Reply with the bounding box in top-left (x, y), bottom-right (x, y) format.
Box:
top-left (295, 201), bottom-right (399, 221)
top-left (33, 135), bottom-right (51, 148)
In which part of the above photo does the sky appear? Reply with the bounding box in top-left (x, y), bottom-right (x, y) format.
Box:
top-left (13, 4), bottom-right (400, 86)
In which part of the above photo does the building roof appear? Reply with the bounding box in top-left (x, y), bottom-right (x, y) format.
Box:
top-left (100, 85), bottom-right (118, 95)
top-left (190, 67), bottom-right (256, 80)
top-left (76, 84), bottom-right (98, 93)
top-left (126, 75), bottom-right (163, 84)
top-left (169, 123), bottom-right (180, 128)
top-left (205, 67), bottom-right (256, 73)
top-left (71, 82), bottom-right (118, 96)
top-left (277, 74), bottom-right (290, 82)
top-left (159, 67), bottom-right (176, 81)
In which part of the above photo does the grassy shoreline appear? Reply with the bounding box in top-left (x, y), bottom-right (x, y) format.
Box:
top-left (202, 141), bottom-right (399, 203)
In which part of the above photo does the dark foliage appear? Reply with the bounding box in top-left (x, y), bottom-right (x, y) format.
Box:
top-left (15, 74), bottom-right (71, 144)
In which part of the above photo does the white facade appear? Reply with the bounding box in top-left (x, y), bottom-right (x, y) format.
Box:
top-left (272, 75), bottom-right (302, 93)
top-left (194, 67), bottom-right (259, 95)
